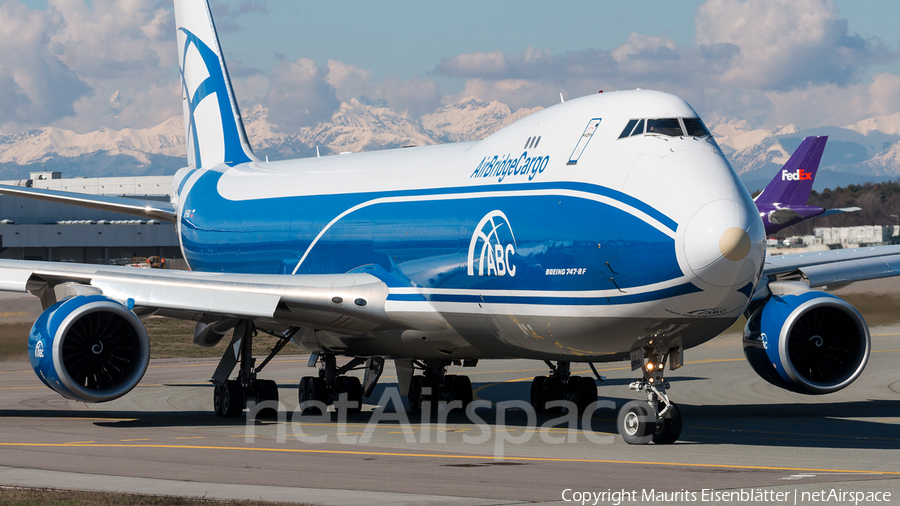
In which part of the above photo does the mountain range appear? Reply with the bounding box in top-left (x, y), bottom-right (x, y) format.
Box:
top-left (1, 96), bottom-right (898, 192)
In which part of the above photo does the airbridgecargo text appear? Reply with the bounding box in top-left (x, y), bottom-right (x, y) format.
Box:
top-left (471, 152), bottom-right (550, 182)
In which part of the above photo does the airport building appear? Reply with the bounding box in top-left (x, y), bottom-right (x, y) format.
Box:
top-left (0, 171), bottom-right (182, 265)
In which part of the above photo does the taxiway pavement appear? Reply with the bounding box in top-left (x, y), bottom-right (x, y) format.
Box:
top-left (1, 326), bottom-right (899, 505)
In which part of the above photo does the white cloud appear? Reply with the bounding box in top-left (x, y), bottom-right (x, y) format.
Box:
top-left (0, 0), bottom-right (179, 133)
top-left (326, 60), bottom-right (377, 103)
top-left (762, 72), bottom-right (900, 128)
top-left (432, 0), bottom-right (900, 129)
top-left (263, 57), bottom-right (340, 131)
top-left (2, 0), bottom-right (899, 138)
top-left (435, 50), bottom-right (510, 77)
top-left (611, 33), bottom-right (676, 63)
top-left (0, 2), bottom-right (90, 130)
top-left (695, 0), bottom-right (894, 90)
top-left (380, 77), bottom-right (442, 119)
top-left (453, 79), bottom-right (556, 112)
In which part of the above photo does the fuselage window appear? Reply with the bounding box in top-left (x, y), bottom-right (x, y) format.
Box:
top-left (682, 118), bottom-right (710, 138)
top-left (646, 118), bottom-right (683, 137)
top-left (618, 119), bottom-right (638, 139)
top-left (524, 137), bottom-right (533, 149)
top-left (533, 136), bottom-right (541, 148)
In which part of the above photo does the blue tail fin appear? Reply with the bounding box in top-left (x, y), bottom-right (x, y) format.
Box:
top-left (755, 136), bottom-right (827, 206)
top-left (174, 0), bottom-right (256, 169)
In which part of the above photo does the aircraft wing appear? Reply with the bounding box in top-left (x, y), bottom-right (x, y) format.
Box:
top-left (762, 244), bottom-right (900, 288)
top-left (819, 206), bottom-right (862, 217)
top-left (0, 184), bottom-right (177, 222)
top-left (0, 259), bottom-right (390, 333)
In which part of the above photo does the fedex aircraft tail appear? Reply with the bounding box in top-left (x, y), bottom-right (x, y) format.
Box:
top-left (754, 135), bottom-right (859, 235)
top-left (174, 0), bottom-right (257, 169)
top-left (755, 136), bottom-right (827, 206)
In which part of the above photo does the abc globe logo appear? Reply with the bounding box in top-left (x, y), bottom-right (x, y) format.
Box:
top-left (467, 210), bottom-right (517, 277)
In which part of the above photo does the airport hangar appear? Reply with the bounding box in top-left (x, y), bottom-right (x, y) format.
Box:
top-left (0, 171), bottom-right (182, 267)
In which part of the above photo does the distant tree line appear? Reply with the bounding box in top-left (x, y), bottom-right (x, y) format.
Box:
top-left (759, 181), bottom-right (900, 238)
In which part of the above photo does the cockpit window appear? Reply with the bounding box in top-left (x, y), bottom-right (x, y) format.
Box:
top-left (682, 118), bottom-right (710, 138)
top-left (618, 119), bottom-right (639, 139)
top-left (632, 119), bottom-right (644, 136)
top-left (646, 118), bottom-right (683, 137)
top-left (617, 117), bottom-right (709, 139)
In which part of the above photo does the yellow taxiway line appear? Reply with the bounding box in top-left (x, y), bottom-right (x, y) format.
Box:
top-left (0, 441), bottom-right (897, 476)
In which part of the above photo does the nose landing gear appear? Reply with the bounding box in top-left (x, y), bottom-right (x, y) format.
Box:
top-left (616, 346), bottom-right (683, 444)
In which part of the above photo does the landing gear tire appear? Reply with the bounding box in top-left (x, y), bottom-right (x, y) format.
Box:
top-left (298, 376), bottom-right (310, 407)
top-left (617, 400), bottom-right (654, 445)
top-left (541, 377), bottom-right (564, 414)
top-left (299, 376), bottom-right (327, 415)
top-left (255, 379), bottom-right (279, 418)
top-left (221, 379), bottom-right (244, 418)
top-left (652, 404), bottom-right (682, 444)
top-left (530, 376), bottom-right (547, 413)
top-left (450, 375), bottom-right (473, 408)
top-left (408, 376), bottom-right (424, 412)
top-left (573, 376), bottom-right (597, 414)
top-left (336, 376), bottom-right (363, 414)
top-left (213, 383), bottom-right (224, 416)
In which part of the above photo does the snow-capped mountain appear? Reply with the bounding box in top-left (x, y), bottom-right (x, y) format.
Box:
top-left (0, 95), bottom-right (897, 192)
top-left (0, 97), bottom-right (542, 179)
top-left (711, 119), bottom-right (900, 192)
top-left (245, 97), bottom-right (541, 158)
top-left (0, 117), bottom-right (185, 166)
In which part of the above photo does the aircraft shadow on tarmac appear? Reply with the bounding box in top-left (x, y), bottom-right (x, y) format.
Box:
top-left (3, 379), bottom-right (898, 449)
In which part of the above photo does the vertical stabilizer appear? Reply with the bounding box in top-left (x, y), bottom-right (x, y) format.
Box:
top-left (755, 136), bottom-right (827, 206)
top-left (174, 0), bottom-right (257, 169)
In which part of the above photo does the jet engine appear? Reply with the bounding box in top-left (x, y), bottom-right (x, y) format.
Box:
top-left (743, 290), bottom-right (869, 394)
top-left (28, 294), bottom-right (150, 402)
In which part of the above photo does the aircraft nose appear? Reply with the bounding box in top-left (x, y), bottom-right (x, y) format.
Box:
top-left (683, 199), bottom-right (765, 288)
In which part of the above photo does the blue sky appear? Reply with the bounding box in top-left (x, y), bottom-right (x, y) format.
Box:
top-left (210, 0), bottom-right (899, 81)
top-left (2, 0), bottom-right (899, 137)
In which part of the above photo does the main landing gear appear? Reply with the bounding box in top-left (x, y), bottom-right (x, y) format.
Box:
top-left (212, 320), bottom-right (296, 418)
top-left (529, 361), bottom-right (599, 414)
top-left (616, 347), bottom-right (683, 444)
top-left (407, 360), bottom-right (474, 412)
top-left (298, 352), bottom-right (378, 415)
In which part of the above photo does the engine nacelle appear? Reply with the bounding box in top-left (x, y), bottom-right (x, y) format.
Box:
top-left (743, 291), bottom-right (870, 394)
top-left (28, 295), bottom-right (150, 403)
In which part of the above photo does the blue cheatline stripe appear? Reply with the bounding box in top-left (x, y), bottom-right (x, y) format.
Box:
top-left (384, 181), bottom-right (678, 233)
top-left (209, 171), bottom-right (679, 234)
top-left (386, 283), bottom-right (701, 306)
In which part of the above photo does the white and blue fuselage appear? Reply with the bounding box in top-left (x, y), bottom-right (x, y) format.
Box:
top-left (172, 90), bottom-right (766, 362)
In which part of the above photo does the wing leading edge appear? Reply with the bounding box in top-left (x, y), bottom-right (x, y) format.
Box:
top-left (0, 184), bottom-right (177, 222)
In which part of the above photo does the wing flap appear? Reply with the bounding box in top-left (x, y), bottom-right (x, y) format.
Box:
top-left (798, 254), bottom-right (900, 288)
top-left (0, 259), bottom-right (391, 327)
top-left (0, 266), bottom-right (37, 292)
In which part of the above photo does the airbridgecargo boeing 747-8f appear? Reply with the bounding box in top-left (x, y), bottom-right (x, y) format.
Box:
top-left (1, 0), bottom-right (898, 445)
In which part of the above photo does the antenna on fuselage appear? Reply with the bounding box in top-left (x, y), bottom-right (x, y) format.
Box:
top-left (559, 93), bottom-right (565, 104)
top-left (316, 146), bottom-right (321, 158)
